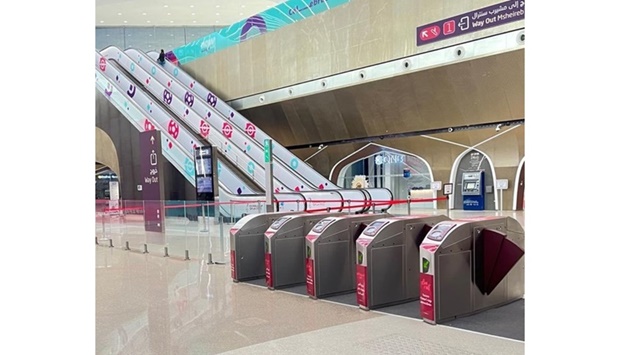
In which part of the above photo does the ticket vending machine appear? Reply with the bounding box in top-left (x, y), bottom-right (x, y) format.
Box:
top-left (419, 216), bottom-right (524, 324)
top-left (230, 211), bottom-right (303, 282)
top-left (462, 171), bottom-right (485, 210)
top-left (355, 214), bottom-right (451, 310)
top-left (264, 211), bottom-right (345, 290)
top-left (305, 213), bottom-right (390, 299)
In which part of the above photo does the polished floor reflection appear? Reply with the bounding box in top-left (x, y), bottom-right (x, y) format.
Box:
top-left (96, 209), bottom-right (525, 354)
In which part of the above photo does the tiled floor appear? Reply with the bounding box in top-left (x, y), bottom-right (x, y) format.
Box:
top-left (96, 209), bottom-right (525, 354)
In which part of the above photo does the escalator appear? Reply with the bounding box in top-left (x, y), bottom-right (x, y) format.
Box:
top-left (96, 48), bottom-right (394, 216)
top-left (144, 49), bottom-right (340, 191)
top-left (101, 46), bottom-right (312, 193)
top-left (105, 51), bottom-right (265, 197)
top-left (142, 48), bottom-right (393, 205)
top-left (96, 52), bottom-right (268, 218)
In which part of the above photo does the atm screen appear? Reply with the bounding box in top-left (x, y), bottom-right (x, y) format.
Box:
top-left (465, 182), bottom-right (476, 190)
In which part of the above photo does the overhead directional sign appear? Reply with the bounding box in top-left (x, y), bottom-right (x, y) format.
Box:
top-left (140, 130), bottom-right (165, 234)
top-left (417, 0), bottom-right (525, 46)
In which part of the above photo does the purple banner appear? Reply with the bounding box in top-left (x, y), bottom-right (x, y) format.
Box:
top-left (140, 131), bottom-right (165, 233)
top-left (416, 0), bottom-right (525, 46)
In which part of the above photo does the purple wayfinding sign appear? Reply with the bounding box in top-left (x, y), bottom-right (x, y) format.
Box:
top-left (416, 0), bottom-right (525, 46)
top-left (140, 131), bottom-right (165, 234)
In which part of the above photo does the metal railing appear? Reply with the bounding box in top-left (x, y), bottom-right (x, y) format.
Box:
top-left (95, 196), bottom-right (448, 262)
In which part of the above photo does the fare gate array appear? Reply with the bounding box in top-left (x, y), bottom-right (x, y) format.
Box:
top-left (419, 216), bottom-right (525, 324)
top-left (230, 212), bottom-right (525, 325)
top-left (264, 211), bottom-right (345, 289)
top-left (355, 214), bottom-right (451, 310)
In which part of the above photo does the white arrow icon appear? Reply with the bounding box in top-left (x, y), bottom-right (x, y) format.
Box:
top-left (150, 136), bottom-right (155, 145)
top-left (421, 30), bottom-right (428, 38)
top-left (520, 0), bottom-right (524, 7)
top-left (458, 16), bottom-right (470, 30)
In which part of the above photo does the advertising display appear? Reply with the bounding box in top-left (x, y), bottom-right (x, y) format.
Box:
top-left (194, 146), bottom-right (217, 201)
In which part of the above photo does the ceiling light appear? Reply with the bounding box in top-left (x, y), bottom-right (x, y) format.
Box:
top-left (117, 12), bottom-right (122, 15)
top-left (192, 20), bottom-right (197, 23)
top-left (142, 12), bottom-right (146, 15)
top-left (240, 12), bottom-right (244, 15)
top-left (123, 20), bottom-right (127, 23)
top-left (170, 20), bottom-right (174, 23)
top-left (241, 5), bottom-right (246, 8)
top-left (167, 13), bottom-right (171, 15)
top-left (190, 5), bottom-right (194, 8)
top-left (163, 4), bottom-right (168, 8)
top-left (147, 20), bottom-right (151, 23)
top-left (216, 12), bottom-right (220, 16)
top-left (216, 5), bottom-right (220, 8)
top-left (99, 20), bottom-right (104, 23)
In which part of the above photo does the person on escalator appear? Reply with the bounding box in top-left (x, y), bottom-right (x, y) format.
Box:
top-left (158, 49), bottom-right (166, 65)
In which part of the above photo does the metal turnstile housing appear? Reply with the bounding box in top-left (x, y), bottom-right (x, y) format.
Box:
top-left (230, 211), bottom-right (303, 282)
top-left (356, 214), bottom-right (451, 310)
top-left (419, 216), bottom-right (525, 324)
top-left (265, 211), bottom-right (345, 289)
top-left (305, 213), bottom-right (389, 299)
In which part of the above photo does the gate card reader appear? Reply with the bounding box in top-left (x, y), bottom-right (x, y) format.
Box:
top-left (305, 213), bottom-right (390, 299)
top-left (419, 216), bottom-right (524, 324)
top-left (355, 214), bottom-right (451, 310)
top-left (265, 211), bottom-right (345, 290)
top-left (230, 211), bottom-right (303, 282)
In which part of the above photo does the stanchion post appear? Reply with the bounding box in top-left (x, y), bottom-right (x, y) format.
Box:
top-left (500, 189), bottom-right (504, 212)
top-left (164, 247), bottom-right (169, 257)
top-left (102, 212), bottom-right (107, 240)
top-left (407, 196), bottom-right (411, 215)
top-left (109, 239), bottom-right (114, 248)
top-left (372, 203), bottom-right (376, 213)
top-left (143, 244), bottom-right (149, 254)
top-left (442, 183), bottom-right (453, 219)
top-left (124, 241), bottom-right (130, 251)
top-left (185, 250), bottom-right (190, 261)
top-left (202, 203), bottom-right (208, 231)
top-left (95, 237), bottom-right (99, 245)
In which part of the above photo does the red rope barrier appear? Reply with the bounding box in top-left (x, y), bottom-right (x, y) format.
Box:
top-left (100, 196), bottom-right (448, 213)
